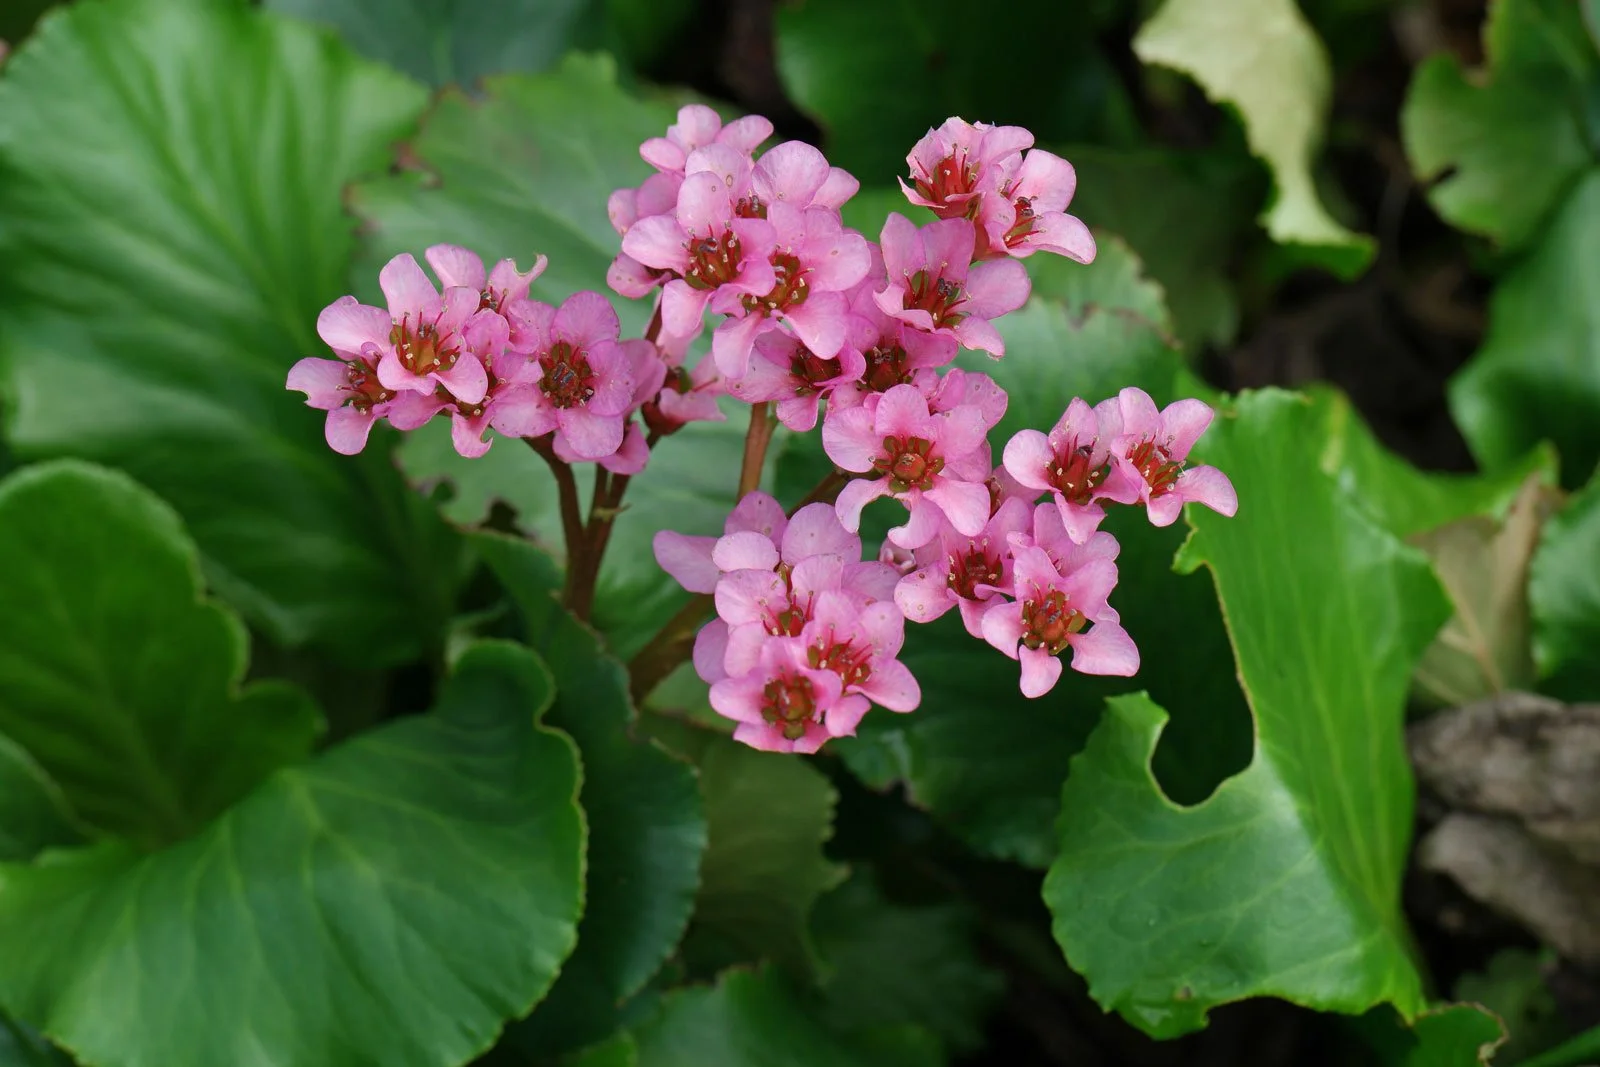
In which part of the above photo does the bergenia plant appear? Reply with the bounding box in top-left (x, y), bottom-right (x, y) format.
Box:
top-left (289, 107), bottom-right (1239, 752)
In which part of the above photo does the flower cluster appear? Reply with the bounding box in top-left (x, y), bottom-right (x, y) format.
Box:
top-left (288, 105), bottom-right (1239, 757)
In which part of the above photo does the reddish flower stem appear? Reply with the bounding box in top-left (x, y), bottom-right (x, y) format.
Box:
top-left (737, 402), bottom-right (774, 499)
top-left (526, 435), bottom-right (586, 606)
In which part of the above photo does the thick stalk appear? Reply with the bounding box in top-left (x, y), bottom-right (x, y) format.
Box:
top-left (737, 402), bottom-right (775, 499)
top-left (526, 436), bottom-right (585, 606)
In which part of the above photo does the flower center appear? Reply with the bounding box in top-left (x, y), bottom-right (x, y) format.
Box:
top-left (903, 270), bottom-right (966, 327)
top-left (1128, 439), bottom-right (1183, 497)
top-left (760, 672), bottom-right (819, 741)
top-left (1021, 589), bottom-right (1087, 654)
top-left (538, 343), bottom-right (596, 409)
top-left (391, 316), bottom-right (460, 377)
top-left (1004, 195), bottom-right (1038, 247)
top-left (947, 541), bottom-right (1003, 600)
top-left (734, 194), bottom-right (767, 219)
top-left (914, 152), bottom-right (979, 217)
top-left (808, 634), bottom-right (873, 688)
top-left (342, 361), bottom-right (395, 413)
top-left (742, 253), bottom-right (810, 316)
top-left (872, 435), bottom-right (944, 493)
top-left (454, 372), bottom-right (498, 421)
top-left (685, 229), bottom-right (744, 290)
top-left (763, 565), bottom-right (812, 637)
top-left (861, 344), bottom-right (911, 393)
top-left (788, 347), bottom-right (842, 394)
top-left (1047, 440), bottom-right (1106, 506)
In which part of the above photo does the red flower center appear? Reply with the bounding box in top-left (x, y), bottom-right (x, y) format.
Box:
top-left (761, 672), bottom-right (819, 740)
top-left (1021, 588), bottom-right (1087, 655)
top-left (743, 252), bottom-right (810, 317)
top-left (1047, 440), bottom-right (1106, 506)
top-left (763, 565), bottom-right (812, 637)
top-left (808, 634), bottom-right (873, 688)
top-left (391, 316), bottom-right (460, 377)
top-left (788, 347), bottom-right (842, 393)
top-left (685, 229), bottom-right (744, 290)
top-left (342, 361), bottom-right (395, 413)
top-left (734, 194), bottom-right (767, 219)
top-left (1004, 195), bottom-right (1038, 248)
top-left (1128, 439), bottom-right (1183, 497)
top-left (903, 270), bottom-right (966, 328)
top-left (915, 151), bottom-right (980, 217)
top-left (873, 435), bottom-right (944, 493)
top-left (862, 344), bottom-right (911, 393)
top-left (539, 342), bottom-right (596, 409)
top-left (947, 541), bottom-right (1003, 600)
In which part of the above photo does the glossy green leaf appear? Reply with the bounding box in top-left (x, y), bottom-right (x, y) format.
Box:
top-left (0, 0), bottom-right (459, 661)
top-left (0, 641), bottom-right (585, 1067)
top-left (265, 0), bottom-right (603, 88)
top-left (773, 0), bottom-right (1138, 181)
top-left (470, 532), bottom-right (707, 1056)
top-left (1402, 0), bottom-right (1597, 251)
top-left (1046, 389), bottom-right (1453, 1038)
top-left (1529, 471), bottom-right (1600, 699)
top-left (1133, 0), bottom-right (1374, 274)
top-left (0, 738), bottom-right (81, 864)
top-left (631, 967), bottom-right (932, 1067)
top-left (0, 461), bottom-right (320, 850)
top-left (1450, 171), bottom-right (1600, 487)
top-left (1453, 949), bottom-right (1562, 1064)
top-left (654, 721), bottom-right (846, 976)
top-left (1401, 1005), bottom-right (1506, 1066)
top-left (834, 290), bottom-right (1249, 866)
top-left (810, 873), bottom-right (1003, 1056)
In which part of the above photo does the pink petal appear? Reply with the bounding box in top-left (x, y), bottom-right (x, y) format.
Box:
top-left (711, 312), bottom-right (768, 379)
top-left (920, 219), bottom-right (976, 276)
top-left (715, 570), bottom-right (787, 627)
top-left (935, 405), bottom-right (992, 462)
top-left (719, 113), bottom-right (774, 153)
top-left (554, 291), bottom-right (621, 349)
top-left (962, 258), bottom-right (1031, 319)
top-left (781, 503), bottom-right (858, 562)
top-left (325, 407), bottom-right (376, 455)
top-left (654, 531), bottom-right (721, 594)
top-left (378, 254), bottom-right (439, 321)
top-left (895, 566), bottom-right (954, 623)
top-left (843, 560), bottom-right (900, 603)
top-left (980, 600), bottom-right (1025, 658)
top-left (424, 245), bottom-right (487, 291)
top-left (823, 694), bottom-right (872, 737)
top-left (1160, 398), bottom-right (1217, 461)
top-left (878, 213), bottom-right (920, 281)
top-left (1018, 647), bottom-right (1064, 698)
top-left (582, 342), bottom-right (636, 417)
top-left (712, 530), bottom-right (781, 572)
top-left (433, 353), bottom-right (489, 405)
top-left (693, 619), bottom-right (730, 683)
top-left (873, 384), bottom-right (936, 441)
top-left (1177, 464), bottom-right (1238, 517)
top-left (834, 477), bottom-right (891, 533)
top-left (596, 421), bottom-right (650, 475)
top-left (753, 140), bottom-right (829, 206)
top-left (387, 389), bottom-right (446, 431)
top-left (451, 410), bottom-right (492, 458)
top-left (1116, 387), bottom-right (1162, 440)
top-left (822, 404), bottom-right (883, 472)
top-left (488, 385), bottom-right (554, 439)
top-left (1024, 212), bottom-right (1096, 264)
top-left (677, 170), bottom-right (733, 236)
top-left (1002, 429), bottom-right (1054, 490)
top-left (488, 255), bottom-right (547, 302)
top-left (727, 491), bottom-right (788, 539)
top-left (1057, 499), bottom-right (1108, 545)
top-left (1010, 544), bottom-right (1062, 596)
top-left (621, 214), bottom-right (691, 274)
top-left (316, 296), bottom-right (393, 358)
top-left (640, 137), bottom-right (687, 173)
top-left (888, 495), bottom-right (947, 550)
top-left (1069, 621), bottom-right (1140, 677)
top-left (375, 351), bottom-right (431, 396)
top-left (781, 294), bottom-right (848, 360)
top-left (924, 478), bottom-right (991, 537)
top-left (953, 316), bottom-right (1005, 358)
top-left (1061, 558), bottom-right (1118, 619)
top-left (710, 673), bottom-right (768, 724)
top-left (813, 167), bottom-right (860, 210)
top-left (660, 280), bottom-right (711, 341)
top-left (1012, 150), bottom-right (1077, 210)
top-left (556, 408), bottom-right (625, 460)
top-left (287, 357), bottom-right (350, 409)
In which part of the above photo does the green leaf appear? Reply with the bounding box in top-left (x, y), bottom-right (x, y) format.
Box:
top-left (1401, 0), bottom-right (1598, 251)
top-left (0, 461), bottom-right (320, 850)
top-left (265, 0), bottom-right (603, 88)
top-left (0, 640), bottom-right (586, 1067)
top-left (0, 1015), bottom-right (70, 1067)
top-left (1529, 471), bottom-right (1600, 699)
top-left (1453, 949), bottom-right (1562, 1064)
top-left (0, 738), bottom-right (81, 864)
top-left (1133, 0), bottom-right (1374, 274)
top-left (1449, 170), bottom-right (1600, 488)
top-left (0, 0), bottom-right (459, 662)
top-left (1046, 389), bottom-right (1453, 1038)
top-left (1400, 1005), bottom-right (1507, 1066)
top-left (470, 532), bottom-right (707, 1056)
top-left (646, 721), bottom-right (846, 977)
top-left (565, 1033), bottom-right (639, 1067)
top-left (1520, 1021), bottom-right (1600, 1067)
top-left (352, 58), bottom-right (753, 655)
top-left (631, 967), bottom-right (923, 1067)
top-left (810, 873), bottom-right (1003, 1056)
top-left (833, 291), bottom-right (1249, 866)
top-left (773, 0), bottom-right (1139, 182)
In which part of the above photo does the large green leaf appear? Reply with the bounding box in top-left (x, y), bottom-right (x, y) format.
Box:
top-left (0, 641), bottom-right (585, 1067)
top-left (1529, 472), bottom-right (1600, 699)
top-left (1046, 389), bottom-right (1452, 1037)
top-left (353, 57), bottom-right (753, 655)
top-left (831, 292), bottom-right (1250, 866)
top-left (0, 0), bottom-right (458, 661)
top-left (0, 1017), bottom-right (69, 1067)
top-left (470, 532), bottom-right (707, 1056)
top-left (0, 461), bottom-right (320, 850)
top-left (773, 0), bottom-right (1138, 181)
top-left (0, 739), bottom-right (81, 864)
top-left (1133, 0), bottom-right (1374, 274)
top-left (1449, 171), bottom-right (1600, 487)
top-left (265, 0), bottom-right (603, 88)
top-left (1402, 0), bottom-right (1598, 251)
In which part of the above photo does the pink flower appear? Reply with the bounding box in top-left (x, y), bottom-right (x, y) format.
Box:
top-left (726, 329), bottom-right (866, 432)
top-left (288, 296), bottom-right (404, 455)
top-left (606, 173), bottom-right (683, 299)
top-left (744, 140), bottom-right (860, 214)
top-left (824, 383), bottom-right (993, 549)
top-left (370, 254), bottom-right (494, 404)
top-left (873, 214), bottom-right (1030, 358)
top-left (641, 104), bottom-right (773, 175)
top-left (707, 202), bottom-right (871, 377)
top-left (827, 269), bottom-right (959, 408)
top-left (981, 544), bottom-right (1138, 697)
top-left (648, 356), bottom-right (727, 434)
top-left (900, 118), bottom-right (1032, 219)
top-left (710, 638), bottom-right (869, 754)
top-left (1097, 388), bottom-right (1238, 527)
top-left (800, 591), bottom-right (920, 712)
top-left (423, 243), bottom-right (548, 315)
top-left (652, 491), bottom-right (792, 595)
top-left (895, 496), bottom-right (1032, 637)
top-left (1001, 397), bottom-right (1112, 543)
top-left (389, 317), bottom-right (548, 459)
top-left (501, 292), bottom-right (635, 460)
top-left (621, 171), bottom-right (779, 360)
top-left (977, 149), bottom-right (1096, 263)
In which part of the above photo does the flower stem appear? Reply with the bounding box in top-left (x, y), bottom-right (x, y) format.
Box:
top-left (627, 593), bottom-right (714, 703)
top-left (737, 401), bottom-right (774, 499)
top-left (526, 435), bottom-right (586, 607)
